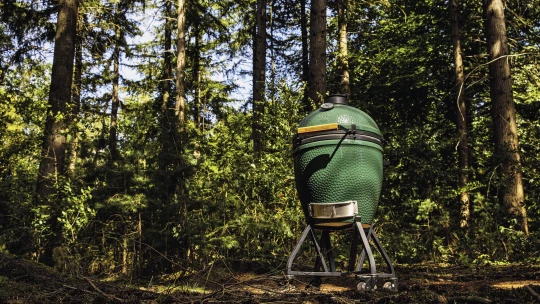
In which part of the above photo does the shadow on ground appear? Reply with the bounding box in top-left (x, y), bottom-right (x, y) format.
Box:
top-left (1, 254), bottom-right (540, 303)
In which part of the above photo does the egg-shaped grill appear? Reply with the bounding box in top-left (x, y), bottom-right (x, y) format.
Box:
top-left (286, 95), bottom-right (397, 291)
top-left (293, 94), bottom-right (383, 225)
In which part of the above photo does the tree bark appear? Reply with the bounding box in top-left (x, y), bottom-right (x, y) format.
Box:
top-left (176, 0), bottom-right (186, 130)
top-left (269, 0), bottom-right (275, 105)
top-left (162, 0), bottom-right (173, 114)
top-left (252, 0), bottom-right (266, 157)
top-left (337, 0), bottom-right (349, 95)
top-left (483, 0), bottom-right (528, 235)
top-left (450, 0), bottom-right (470, 231)
top-left (109, 25), bottom-right (121, 162)
top-left (308, 0), bottom-right (326, 106)
top-left (300, 0), bottom-right (310, 111)
top-left (157, 0), bottom-right (175, 176)
top-left (36, 0), bottom-right (78, 198)
top-left (68, 15), bottom-right (83, 174)
top-left (193, 18), bottom-right (203, 130)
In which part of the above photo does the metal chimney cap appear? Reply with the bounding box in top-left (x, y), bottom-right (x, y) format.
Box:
top-left (325, 94), bottom-right (348, 105)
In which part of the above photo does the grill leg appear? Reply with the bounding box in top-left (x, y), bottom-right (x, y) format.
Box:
top-left (321, 231), bottom-right (336, 272)
top-left (286, 224), bottom-right (341, 278)
top-left (349, 225), bottom-right (359, 272)
top-left (356, 222), bottom-right (376, 274)
top-left (356, 225), bottom-right (374, 272)
top-left (286, 225), bottom-right (311, 277)
top-left (350, 219), bottom-right (397, 291)
top-left (311, 227), bottom-right (329, 273)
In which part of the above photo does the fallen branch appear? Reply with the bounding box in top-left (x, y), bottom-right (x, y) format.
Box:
top-left (525, 285), bottom-right (540, 303)
top-left (83, 277), bottom-right (126, 303)
top-left (62, 283), bottom-right (99, 296)
top-left (447, 296), bottom-right (492, 304)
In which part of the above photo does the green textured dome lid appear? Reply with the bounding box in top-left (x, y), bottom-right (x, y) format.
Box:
top-left (298, 95), bottom-right (382, 137)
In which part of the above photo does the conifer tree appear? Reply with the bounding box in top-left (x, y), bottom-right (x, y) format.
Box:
top-left (308, 0), bottom-right (326, 106)
top-left (300, 0), bottom-right (310, 111)
top-left (36, 0), bottom-right (78, 198)
top-left (176, 0), bottom-right (186, 130)
top-left (336, 0), bottom-right (349, 95)
top-left (35, 0), bottom-right (78, 265)
top-left (483, 0), bottom-right (528, 234)
top-left (253, 0), bottom-right (267, 156)
top-left (450, 0), bottom-right (470, 230)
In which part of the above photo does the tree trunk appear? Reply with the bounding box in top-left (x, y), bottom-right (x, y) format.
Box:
top-left (308, 0), bottom-right (326, 106)
top-left (193, 19), bottom-right (203, 130)
top-left (337, 0), bottom-right (349, 95)
top-left (162, 0), bottom-right (173, 114)
top-left (300, 0), bottom-right (310, 111)
top-left (68, 15), bottom-right (83, 174)
top-left (122, 228), bottom-right (128, 274)
top-left (156, 0), bottom-right (182, 190)
top-left (483, 0), bottom-right (528, 235)
top-left (450, 0), bottom-right (470, 231)
top-left (252, 0), bottom-right (266, 157)
top-left (176, 0), bottom-right (186, 130)
top-left (36, 0), bottom-right (78, 199)
top-left (109, 26), bottom-right (121, 162)
top-left (269, 0), bottom-right (275, 105)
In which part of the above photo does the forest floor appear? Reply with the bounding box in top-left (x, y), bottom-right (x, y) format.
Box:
top-left (1, 253), bottom-right (540, 303)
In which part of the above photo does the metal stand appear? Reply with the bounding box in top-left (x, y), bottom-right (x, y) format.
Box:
top-left (286, 216), bottom-right (398, 291)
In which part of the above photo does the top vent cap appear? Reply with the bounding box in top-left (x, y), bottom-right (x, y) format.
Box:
top-left (325, 94), bottom-right (348, 105)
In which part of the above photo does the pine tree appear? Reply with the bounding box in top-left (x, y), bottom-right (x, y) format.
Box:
top-left (176, 0), bottom-right (186, 130)
top-left (308, 0), bottom-right (326, 106)
top-left (36, 0), bottom-right (78, 199)
top-left (336, 0), bottom-right (349, 95)
top-left (483, 0), bottom-right (528, 234)
top-left (35, 0), bottom-right (79, 265)
top-left (252, 0), bottom-right (267, 157)
top-left (450, 0), bottom-right (470, 230)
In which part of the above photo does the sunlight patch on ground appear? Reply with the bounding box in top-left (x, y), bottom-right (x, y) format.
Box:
top-left (491, 280), bottom-right (540, 289)
top-left (238, 282), bottom-right (350, 295)
top-left (320, 284), bottom-right (350, 292)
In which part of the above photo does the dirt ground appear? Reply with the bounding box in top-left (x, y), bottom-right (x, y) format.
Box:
top-left (1, 253), bottom-right (540, 303)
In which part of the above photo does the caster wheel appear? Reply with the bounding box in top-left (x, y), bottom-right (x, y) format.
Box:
top-left (357, 281), bottom-right (376, 291)
top-left (383, 280), bottom-right (397, 291)
top-left (357, 282), bottom-right (368, 291)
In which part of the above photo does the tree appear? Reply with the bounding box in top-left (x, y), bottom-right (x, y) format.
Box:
top-left (68, 13), bottom-right (84, 174)
top-left (450, 0), bottom-right (470, 230)
top-left (34, 0), bottom-right (78, 265)
top-left (36, 0), bottom-right (78, 199)
top-left (308, 0), bottom-right (326, 106)
top-left (109, 18), bottom-right (121, 161)
top-left (336, 0), bottom-right (349, 95)
top-left (483, 0), bottom-right (528, 234)
top-left (0, 2), bottom-right (56, 85)
top-left (300, 0), bottom-right (310, 111)
top-left (252, 0), bottom-right (267, 156)
top-left (192, 9), bottom-right (203, 129)
top-left (156, 0), bottom-right (177, 173)
top-left (162, 0), bottom-right (174, 115)
top-left (176, 0), bottom-right (186, 130)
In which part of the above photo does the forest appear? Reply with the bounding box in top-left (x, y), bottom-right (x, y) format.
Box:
top-left (1, 0), bottom-right (540, 302)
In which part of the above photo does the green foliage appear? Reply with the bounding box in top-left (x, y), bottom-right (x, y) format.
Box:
top-left (0, 61), bottom-right (49, 256)
top-left (177, 83), bottom-right (305, 264)
top-left (57, 185), bottom-right (95, 245)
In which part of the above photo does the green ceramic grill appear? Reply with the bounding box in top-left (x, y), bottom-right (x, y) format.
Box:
top-left (287, 95), bottom-right (397, 291)
top-left (293, 95), bottom-right (384, 226)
